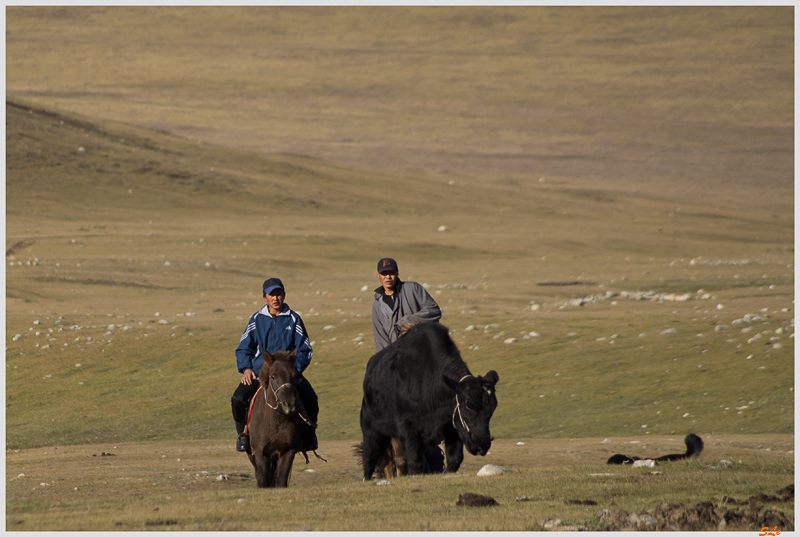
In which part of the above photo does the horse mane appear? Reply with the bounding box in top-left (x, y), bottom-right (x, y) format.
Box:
top-left (268, 350), bottom-right (296, 363)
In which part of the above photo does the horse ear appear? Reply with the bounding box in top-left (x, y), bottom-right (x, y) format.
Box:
top-left (288, 349), bottom-right (298, 366)
top-left (263, 351), bottom-right (275, 369)
top-left (482, 370), bottom-right (499, 387)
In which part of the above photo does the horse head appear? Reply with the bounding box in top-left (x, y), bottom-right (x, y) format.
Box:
top-left (443, 370), bottom-right (499, 456)
top-left (260, 349), bottom-right (301, 416)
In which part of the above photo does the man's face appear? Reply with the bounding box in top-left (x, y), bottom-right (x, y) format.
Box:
top-left (377, 271), bottom-right (398, 293)
top-left (264, 289), bottom-right (286, 313)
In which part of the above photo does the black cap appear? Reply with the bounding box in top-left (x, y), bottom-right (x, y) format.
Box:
top-left (377, 258), bottom-right (399, 273)
top-left (263, 278), bottom-right (285, 295)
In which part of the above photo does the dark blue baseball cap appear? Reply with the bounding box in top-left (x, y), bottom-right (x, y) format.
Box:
top-left (263, 278), bottom-right (285, 295)
top-left (377, 258), bottom-right (399, 273)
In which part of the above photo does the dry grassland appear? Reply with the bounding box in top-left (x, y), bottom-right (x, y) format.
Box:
top-left (5, 6), bottom-right (794, 531)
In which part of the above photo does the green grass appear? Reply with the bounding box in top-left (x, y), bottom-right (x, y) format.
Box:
top-left (4, 6), bottom-right (794, 531)
top-left (5, 439), bottom-right (794, 531)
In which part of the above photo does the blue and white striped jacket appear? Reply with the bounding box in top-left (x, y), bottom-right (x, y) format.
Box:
top-left (235, 303), bottom-right (313, 375)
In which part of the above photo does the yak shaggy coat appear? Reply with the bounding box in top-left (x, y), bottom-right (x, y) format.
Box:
top-left (359, 322), bottom-right (499, 480)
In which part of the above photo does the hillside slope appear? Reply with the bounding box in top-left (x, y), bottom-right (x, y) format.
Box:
top-left (5, 102), bottom-right (794, 450)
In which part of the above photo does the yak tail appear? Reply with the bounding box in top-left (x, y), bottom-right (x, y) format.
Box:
top-left (352, 442), bottom-right (365, 466)
top-left (653, 433), bottom-right (704, 462)
top-left (607, 434), bottom-right (703, 465)
top-left (606, 453), bottom-right (639, 465)
top-left (683, 433), bottom-right (704, 457)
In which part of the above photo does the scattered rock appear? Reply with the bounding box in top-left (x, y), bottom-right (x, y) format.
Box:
top-left (542, 518), bottom-right (585, 531)
top-left (456, 492), bottom-right (497, 507)
top-left (477, 464), bottom-right (508, 476)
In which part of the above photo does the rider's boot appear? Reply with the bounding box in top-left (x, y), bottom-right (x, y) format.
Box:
top-left (235, 421), bottom-right (250, 453)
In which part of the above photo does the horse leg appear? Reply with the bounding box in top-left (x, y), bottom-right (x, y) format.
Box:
top-left (391, 437), bottom-right (408, 476)
top-left (253, 450), bottom-right (270, 488)
top-left (379, 446), bottom-right (393, 479)
top-left (265, 456), bottom-right (280, 488)
top-left (274, 450), bottom-right (296, 488)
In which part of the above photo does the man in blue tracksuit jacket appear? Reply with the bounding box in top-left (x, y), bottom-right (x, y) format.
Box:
top-left (231, 277), bottom-right (318, 453)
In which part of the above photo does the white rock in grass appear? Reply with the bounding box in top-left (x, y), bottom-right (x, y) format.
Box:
top-left (632, 459), bottom-right (655, 468)
top-left (375, 480), bottom-right (392, 486)
top-left (477, 464), bottom-right (508, 476)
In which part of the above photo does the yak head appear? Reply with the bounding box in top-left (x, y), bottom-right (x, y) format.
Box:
top-left (444, 370), bottom-right (499, 456)
top-left (260, 349), bottom-right (300, 415)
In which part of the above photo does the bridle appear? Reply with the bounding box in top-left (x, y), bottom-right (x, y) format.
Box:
top-left (263, 377), bottom-right (314, 427)
top-left (264, 380), bottom-right (295, 411)
top-left (451, 374), bottom-right (492, 441)
top-left (451, 375), bottom-right (474, 433)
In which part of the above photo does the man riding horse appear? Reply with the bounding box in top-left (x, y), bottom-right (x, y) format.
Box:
top-left (231, 277), bottom-right (318, 454)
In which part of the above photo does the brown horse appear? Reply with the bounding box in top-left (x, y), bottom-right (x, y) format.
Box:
top-left (246, 350), bottom-right (314, 488)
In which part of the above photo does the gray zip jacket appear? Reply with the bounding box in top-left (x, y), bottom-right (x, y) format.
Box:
top-left (372, 279), bottom-right (442, 352)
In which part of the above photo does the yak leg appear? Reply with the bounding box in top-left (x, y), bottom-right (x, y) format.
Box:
top-left (443, 439), bottom-right (464, 473)
top-left (391, 437), bottom-right (408, 476)
top-left (361, 430), bottom-right (390, 481)
top-left (274, 450), bottom-right (296, 488)
top-left (399, 431), bottom-right (425, 475)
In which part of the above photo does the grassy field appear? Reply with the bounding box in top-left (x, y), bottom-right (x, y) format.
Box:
top-left (5, 6), bottom-right (794, 531)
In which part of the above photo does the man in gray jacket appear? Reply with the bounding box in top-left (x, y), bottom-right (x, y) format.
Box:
top-left (372, 257), bottom-right (442, 351)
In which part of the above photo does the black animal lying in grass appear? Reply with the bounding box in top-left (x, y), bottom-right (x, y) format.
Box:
top-left (607, 433), bottom-right (703, 465)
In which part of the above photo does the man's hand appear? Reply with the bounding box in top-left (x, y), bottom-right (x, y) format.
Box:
top-left (398, 321), bottom-right (420, 337)
top-left (240, 369), bottom-right (257, 385)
